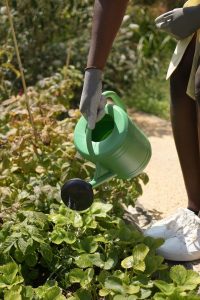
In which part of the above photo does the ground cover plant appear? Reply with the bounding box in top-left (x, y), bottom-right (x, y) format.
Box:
top-left (1, 67), bottom-right (200, 299)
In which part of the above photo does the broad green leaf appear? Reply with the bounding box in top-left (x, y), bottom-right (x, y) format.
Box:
top-left (69, 268), bottom-right (85, 284)
top-left (185, 269), bottom-right (200, 286)
top-left (132, 244), bottom-right (149, 271)
top-left (21, 286), bottom-right (34, 299)
top-left (35, 282), bottom-right (63, 299)
top-left (104, 276), bottom-right (125, 294)
top-left (51, 229), bottom-right (66, 244)
top-left (118, 225), bottom-right (133, 242)
top-left (64, 232), bottom-right (76, 244)
top-left (170, 265), bottom-right (187, 286)
top-left (97, 270), bottom-right (111, 284)
top-left (14, 249), bottom-right (24, 263)
top-left (113, 296), bottom-right (127, 300)
top-left (104, 248), bottom-right (118, 270)
top-left (0, 274), bottom-right (23, 288)
top-left (75, 288), bottom-right (92, 300)
top-left (125, 284), bottom-right (140, 294)
top-left (143, 236), bottom-right (164, 251)
top-left (43, 286), bottom-right (62, 300)
top-left (0, 279), bottom-right (9, 289)
top-left (40, 243), bottom-right (53, 263)
top-left (140, 288), bottom-right (152, 299)
top-left (88, 252), bottom-right (105, 268)
top-left (99, 288), bottom-right (110, 297)
top-left (48, 214), bottom-right (69, 225)
top-left (51, 228), bottom-right (76, 245)
top-left (74, 254), bottom-right (93, 268)
top-left (73, 213), bottom-right (83, 228)
top-left (2, 236), bottom-right (16, 253)
top-left (69, 268), bottom-right (94, 287)
top-left (78, 236), bottom-right (98, 253)
top-left (17, 237), bottom-right (30, 255)
top-left (165, 289), bottom-right (186, 300)
top-left (145, 255), bottom-right (165, 275)
top-left (0, 262), bottom-right (19, 285)
top-left (133, 274), bottom-right (151, 288)
top-left (94, 235), bottom-right (108, 244)
top-left (83, 268), bottom-right (94, 286)
top-left (90, 202), bottom-right (113, 217)
top-left (25, 252), bottom-right (38, 267)
top-left (176, 269), bottom-right (200, 291)
top-left (153, 293), bottom-right (167, 300)
top-left (133, 261), bottom-right (146, 272)
top-left (114, 296), bottom-right (137, 300)
top-left (132, 244), bottom-right (149, 263)
top-left (117, 223), bottom-right (142, 243)
top-left (154, 280), bottom-right (175, 295)
top-left (82, 215), bottom-right (97, 229)
top-left (31, 232), bottom-right (46, 244)
top-left (121, 256), bottom-right (133, 269)
top-left (4, 285), bottom-right (22, 300)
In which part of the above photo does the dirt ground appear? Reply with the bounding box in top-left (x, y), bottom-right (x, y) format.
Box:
top-left (128, 109), bottom-right (200, 272)
top-left (130, 109), bottom-right (187, 221)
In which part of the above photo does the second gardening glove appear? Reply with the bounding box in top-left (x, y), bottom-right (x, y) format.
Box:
top-left (155, 5), bottom-right (200, 40)
top-left (79, 68), bottom-right (107, 130)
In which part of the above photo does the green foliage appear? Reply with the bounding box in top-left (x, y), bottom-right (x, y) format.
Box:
top-left (0, 73), bottom-right (200, 299)
top-left (0, 0), bottom-right (93, 101)
top-left (113, 6), bottom-right (174, 119)
top-left (1, 0), bottom-right (175, 119)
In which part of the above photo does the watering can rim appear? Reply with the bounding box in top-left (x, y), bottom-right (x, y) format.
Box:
top-left (74, 103), bottom-right (129, 158)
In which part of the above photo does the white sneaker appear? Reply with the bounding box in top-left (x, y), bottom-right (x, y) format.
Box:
top-left (144, 208), bottom-right (200, 261)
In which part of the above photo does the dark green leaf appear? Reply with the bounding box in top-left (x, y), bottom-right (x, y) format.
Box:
top-left (104, 276), bottom-right (125, 294)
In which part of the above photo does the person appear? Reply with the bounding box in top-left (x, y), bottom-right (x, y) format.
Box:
top-left (79, 0), bottom-right (129, 130)
top-left (79, 0), bottom-right (200, 261)
top-left (144, 0), bottom-right (200, 262)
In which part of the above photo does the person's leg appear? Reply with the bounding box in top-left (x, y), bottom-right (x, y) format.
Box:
top-left (144, 37), bottom-right (200, 262)
top-left (195, 59), bottom-right (200, 192)
top-left (170, 36), bottom-right (200, 213)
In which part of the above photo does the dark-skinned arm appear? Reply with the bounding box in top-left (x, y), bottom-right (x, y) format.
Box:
top-left (80, 0), bottom-right (129, 129)
top-left (87, 0), bottom-right (129, 70)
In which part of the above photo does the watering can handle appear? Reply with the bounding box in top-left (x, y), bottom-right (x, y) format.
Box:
top-left (86, 91), bottom-right (125, 155)
top-left (86, 91), bottom-right (125, 153)
top-left (85, 91), bottom-right (124, 186)
top-left (102, 91), bottom-right (126, 112)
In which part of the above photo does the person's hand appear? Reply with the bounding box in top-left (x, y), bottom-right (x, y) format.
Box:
top-left (155, 6), bottom-right (200, 40)
top-left (79, 69), bottom-right (107, 130)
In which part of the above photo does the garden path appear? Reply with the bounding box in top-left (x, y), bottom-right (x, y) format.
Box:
top-left (127, 109), bottom-right (200, 273)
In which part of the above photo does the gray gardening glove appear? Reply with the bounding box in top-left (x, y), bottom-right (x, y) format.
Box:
top-left (155, 6), bottom-right (200, 40)
top-left (79, 69), bottom-right (106, 130)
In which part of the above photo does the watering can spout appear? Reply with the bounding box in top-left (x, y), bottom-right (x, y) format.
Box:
top-left (89, 163), bottom-right (115, 188)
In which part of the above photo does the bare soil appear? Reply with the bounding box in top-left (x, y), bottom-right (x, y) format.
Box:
top-left (129, 109), bottom-right (187, 221)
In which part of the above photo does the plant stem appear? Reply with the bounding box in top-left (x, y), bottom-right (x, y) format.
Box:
top-left (5, 0), bottom-right (38, 148)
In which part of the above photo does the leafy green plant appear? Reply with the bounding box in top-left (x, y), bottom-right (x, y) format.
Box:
top-left (1, 0), bottom-right (175, 120)
top-left (1, 75), bottom-right (200, 299)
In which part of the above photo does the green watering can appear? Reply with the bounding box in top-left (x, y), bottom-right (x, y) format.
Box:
top-left (61, 91), bottom-right (151, 211)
